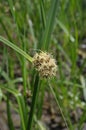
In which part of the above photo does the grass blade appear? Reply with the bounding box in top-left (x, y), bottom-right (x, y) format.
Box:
top-left (41, 0), bottom-right (59, 50)
top-left (16, 94), bottom-right (27, 130)
top-left (40, 0), bottom-right (46, 29)
top-left (0, 85), bottom-right (27, 130)
top-left (48, 82), bottom-right (69, 130)
top-left (57, 20), bottom-right (75, 42)
top-left (6, 95), bottom-right (15, 130)
top-left (0, 36), bottom-right (33, 62)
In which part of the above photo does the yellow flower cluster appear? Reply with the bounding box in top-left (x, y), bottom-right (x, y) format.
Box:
top-left (33, 52), bottom-right (57, 78)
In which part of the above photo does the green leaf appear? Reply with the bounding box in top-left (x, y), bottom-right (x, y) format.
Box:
top-left (0, 36), bottom-right (33, 62)
top-left (16, 94), bottom-right (27, 130)
top-left (7, 95), bottom-right (15, 130)
top-left (40, 0), bottom-right (46, 29)
top-left (57, 20), bottom-right (75, 42)
top-left (49, 82), bottom-right (69, 130)
top-left (0, 85), bottom-right (27, 130)
top-left (41, 0), bottom-right (59, 50)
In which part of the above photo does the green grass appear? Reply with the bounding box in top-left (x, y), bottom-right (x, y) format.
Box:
top-left (0, 0), bottom-right (86, 130)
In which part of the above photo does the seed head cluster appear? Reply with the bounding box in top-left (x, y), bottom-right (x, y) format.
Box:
top-left (33, 52), bottom-right (57, 78)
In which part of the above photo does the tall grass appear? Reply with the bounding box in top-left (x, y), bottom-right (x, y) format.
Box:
top-left (0, 0), bottom-right (86, 130)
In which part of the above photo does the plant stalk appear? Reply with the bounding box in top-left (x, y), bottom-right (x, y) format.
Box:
top-left (27, 74), bottom-right (39, 130)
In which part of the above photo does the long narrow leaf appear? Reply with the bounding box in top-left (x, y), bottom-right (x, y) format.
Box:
top-left (57, 20), bottom-right (75, 42)
top-left (0, 36), bottom-right (33, 62)
top-left (41, 0), bottom-right (59, 50)
top-left (0, 85), bottom-right (27, 130)
top-left (40, 0), bottom-right (46, 29)
top-left (16, 95), bottom-right (27, 130)
top-left (7, 95), bottom-right (15, 130)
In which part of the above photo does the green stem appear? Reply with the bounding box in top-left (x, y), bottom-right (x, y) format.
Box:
top-left (7, 94), bottom-right (15, 130)
top-left (37, 80), bottom-right (46, 119)
top-left (49, 82), bottom-right (69, 130)
top-left (27, 74), bottom-right (39, 130)
top-left (22, 40), bottom-right (27, 97)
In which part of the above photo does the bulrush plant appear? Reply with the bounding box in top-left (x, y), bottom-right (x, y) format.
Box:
top-left (27, 51), bottom-right (58, 130)
top-left (0, 0), bottom-right (85, 129)
top-left (0, 35), bottom-right (59, 130)
top-left (0, 0), bottom-right (70, 130)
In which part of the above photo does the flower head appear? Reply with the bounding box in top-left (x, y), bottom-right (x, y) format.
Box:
top-left (33, 51), bottom-right (57, 78)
